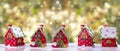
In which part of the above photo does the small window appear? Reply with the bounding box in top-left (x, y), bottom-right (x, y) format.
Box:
top-left (106, 40), bottom-right (111, 44)
top-left (57, 34), bottom-right (63, 38)
top-left (18, 39), bottom-right (22, 44)
top-left (36, 35), bottom-right (42, 38)
top-left (81, 33), bottom-right (88, 40)
top-left (7, 33), bottom-right (12, 40)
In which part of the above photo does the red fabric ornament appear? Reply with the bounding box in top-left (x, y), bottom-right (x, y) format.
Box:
top-left (30, 25), bottom-right (46, 47)
top-left (101, 25), bottom-right (117, 47)
top-left (78, 25), bottom-right (94, 47)
top-left (4, 25), bottom-right (25, 47)
top-left (52, 25), bottom-right (68, 48)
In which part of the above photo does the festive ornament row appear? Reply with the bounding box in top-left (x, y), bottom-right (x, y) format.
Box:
top-left (4, 24), bottom-right (117, 48)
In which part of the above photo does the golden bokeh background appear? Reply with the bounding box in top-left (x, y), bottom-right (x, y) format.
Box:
top-left (0, 0), bottom-right (120, 44)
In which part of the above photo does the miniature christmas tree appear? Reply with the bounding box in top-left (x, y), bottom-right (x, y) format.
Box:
top-left (52, 25), bottom-right (68, 48)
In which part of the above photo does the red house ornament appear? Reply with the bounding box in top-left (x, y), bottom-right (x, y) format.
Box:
top-left (101, 25), bottom-right (117, 47)
top-left (52, 25), bottom-right (68, 48)
top-left (30, 24), bottom-right (46, 47)
top-left (78, 25), bottom-right (94, 47)
top-left (4, 24), bottom-right (25, 46)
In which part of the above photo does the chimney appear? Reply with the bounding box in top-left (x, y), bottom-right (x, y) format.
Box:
top-left (39, 23), bottom-right (44, 27)
top-left (39, 23), bottom-right (44, 30)
top-left (104, 24), bottom-right (108, 27)
top-left (62, 24), bottom-right (65, 28)
top-left (8, 24), bottom-right (12, 28)
top-left (81, 24), bottom-right (85, 29)
top-left (61, 24), bottom-right (65, 31)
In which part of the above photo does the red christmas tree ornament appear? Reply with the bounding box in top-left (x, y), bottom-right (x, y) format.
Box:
top-left (52, 25), bottom-right (68, 48)
top-left (101, 25), bottom-right (117, 47)
top-left (30, 24), bottom-right (46, 47)
top-left (4, 24), bottom-right (25, 47)
top-left (78, 25), bottom-right (94, 47)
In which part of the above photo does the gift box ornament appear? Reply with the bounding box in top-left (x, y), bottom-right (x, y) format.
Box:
top-left (30, 24), bottom-right (46, 47)
top-left (52, 25), bottom-right (68, 48)
top-left (4, 24), bottom-right (25, 46)
top-left (101, 25), bottom-right (118, 47)
top-left (78, 25), bottom-right (94, 47)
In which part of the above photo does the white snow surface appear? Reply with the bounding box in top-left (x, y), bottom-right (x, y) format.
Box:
top-left (0, 43), bottom-right (120, 51)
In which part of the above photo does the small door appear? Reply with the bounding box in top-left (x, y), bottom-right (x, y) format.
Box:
top-left (106, 40), bottom-right (112, 44)
top-left (81, 33), bottom-right (88, 40)
top-left (56, 39), bottom-right (64, 47)
top-left (35, 38), bottom-right (42, 47)
top-left (18, 39), bottom-right (22, 44)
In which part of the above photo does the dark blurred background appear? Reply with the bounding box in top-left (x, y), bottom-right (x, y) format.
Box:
top-left (0, 0), bottom-right (120, 44)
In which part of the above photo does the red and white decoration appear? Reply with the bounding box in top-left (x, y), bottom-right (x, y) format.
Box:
top-left (78, 25), bottom-right (94, 47)
top-left (30, 24), bottom-right (46, 47)
top-left (101, 25), bottom-right (117, 47)
top-left (4, 24), bottom-right (25, 46)
top-left (52, 25), bottom-right (68, 48)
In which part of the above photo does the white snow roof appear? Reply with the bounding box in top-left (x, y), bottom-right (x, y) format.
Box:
top-left (79, 26), bottom-right (93, 37)
top-left (101, 27), bottom-right (117, 38)
top-left (84, 26), bottom-right (93, 37)
top-left (11, 26), bottom-right (24, 38)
